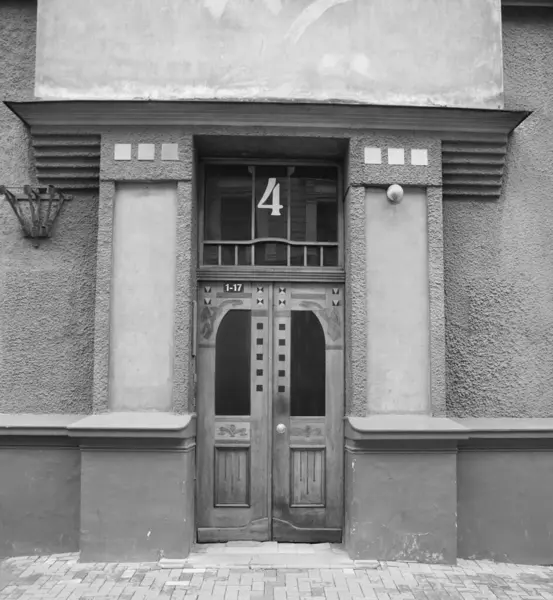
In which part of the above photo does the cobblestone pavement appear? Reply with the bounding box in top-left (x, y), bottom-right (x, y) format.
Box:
top-left (1, 543), bottom-right (553, 599)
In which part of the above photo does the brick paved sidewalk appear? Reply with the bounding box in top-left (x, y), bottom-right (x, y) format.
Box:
top-left (1, 543), bottom-right (553, 599)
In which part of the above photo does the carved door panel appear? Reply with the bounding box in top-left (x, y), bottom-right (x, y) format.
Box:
top-left (196, 282), bottom-right (343, 543)
top-left (271, 284), bottom-right (344, 542)
top-left (196, 282), bottom-right (271, 542)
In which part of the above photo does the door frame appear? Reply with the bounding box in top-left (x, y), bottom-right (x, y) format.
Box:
top-left (194, 154), bottom-right (347, 543)
top-left (194, 281), bottom-right (345, 542)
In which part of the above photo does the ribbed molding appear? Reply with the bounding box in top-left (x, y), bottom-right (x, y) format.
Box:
top-left (32, 133), bottom-right (100, 191)
top-left (442, 136), bottom-right (508, 201)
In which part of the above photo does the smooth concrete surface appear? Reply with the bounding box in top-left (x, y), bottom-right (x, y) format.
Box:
top-left (365, 187), bottom-right (430, 414)
top-left (67, 412), bottom-right (195, 438)
top-left (347, 415), bottom-right (467, 436)
top-left (345, 449), bottom-right (457, 564)
top-left (444, 8), bottom-right (553, 418)
top-left (35, 0), bottom-right (503, 108)
top-left (458, 449), bottom-right (553, 565)
top-left (79, 446), bottom-right (195, 562)
top-left (0, 444), bottom-right (80, 558)
top-left (109, 183), bottom-right (177, 411)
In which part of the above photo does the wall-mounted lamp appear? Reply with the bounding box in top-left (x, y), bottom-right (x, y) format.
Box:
top-left (386, 184), bottom-right (404, 204)
top-left (0, 185), bottom-right (71, 247)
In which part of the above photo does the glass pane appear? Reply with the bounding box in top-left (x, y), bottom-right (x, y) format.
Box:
top-left (215, 310), bottom-right (251, 416)
top-left (254, 166), bottom-right (289, 240)
top-left (221, 246), bottom-right (235, 266)
top-left (204, 165), bottom-right (252, 242)
top-left (323, 247), bottom-right (338, 267)
top-left (290, 246), bottom-right (304, 266)
top-left (306, 247), bottom-right (320, 267)
top-left (237, 246), bottom-right (252, 266)
top-left (203, 245), bottom-right (219, 265)
top-left (254, 242), bottom-right (288, 266)
top-left (290, 166), bottom-right (338, 243)
top-left (290, 311), bottom-right (325, 416)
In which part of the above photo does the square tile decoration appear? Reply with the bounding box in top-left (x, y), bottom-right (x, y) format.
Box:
top-left (114, 143), bottom-right (131, 161)
top-left (387, 148), bottom-right (405, 165)
top-left (161, 143), bottom-right (179, 161)
top-left (137, 143), bottom-right (155, 160)
top-left (411, 148), bottom-right (429, 166)
top-left (364, 147), bottom-right (382, 165)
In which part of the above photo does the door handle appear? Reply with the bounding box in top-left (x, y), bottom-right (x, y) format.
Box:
top-left (276, 423), bottom-right (286, 434)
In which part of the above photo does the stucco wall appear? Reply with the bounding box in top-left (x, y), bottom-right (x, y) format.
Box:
top-left (35, 0), bottom-right (503, 109)
top-left (444, 7), bottom-right (553, 417)
top-left (0, 0), bottom-right (97, 414)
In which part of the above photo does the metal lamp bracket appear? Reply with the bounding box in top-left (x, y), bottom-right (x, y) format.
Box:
top-left (0, 185), bottom-right (73, 247)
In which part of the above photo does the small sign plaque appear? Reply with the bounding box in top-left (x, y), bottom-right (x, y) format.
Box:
top-left (223, 282), bottom-right (244, 293)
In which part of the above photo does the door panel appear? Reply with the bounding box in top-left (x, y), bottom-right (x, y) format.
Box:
top-left (196, 282), bottom-right (343, 542)
top-left (271, 285), bottom-right (343, 542)
top-left (196, 283), bottom-right (270, 542)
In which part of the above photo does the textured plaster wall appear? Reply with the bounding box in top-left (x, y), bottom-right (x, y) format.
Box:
top-left (0, 0), bottom-right (98, 414)
top-left (444, 8), bottom-right (553, 417)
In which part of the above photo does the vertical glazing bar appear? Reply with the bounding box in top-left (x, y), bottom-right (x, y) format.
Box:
top-left (235, 245), bottom-right (239, 265)
top-left (320, 246), bottom-right (323, 267)
top-left (218, 244), bottom-right (222, 266)
top-left (249, 166), bottom-right (256, 265)
top-left (304, 245), bottom-right (307, 267)
top-left (286, 167), bottom-right (294, 267)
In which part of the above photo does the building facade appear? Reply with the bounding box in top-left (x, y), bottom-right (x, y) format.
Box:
top-left (0, 0), bottom-right (553, 565)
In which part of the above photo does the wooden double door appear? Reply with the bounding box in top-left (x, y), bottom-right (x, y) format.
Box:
top-left (196, 281), bottom-right (344, 542)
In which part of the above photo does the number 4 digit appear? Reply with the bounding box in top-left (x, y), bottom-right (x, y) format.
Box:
top-left (257, 178), bottom-right (283, 217)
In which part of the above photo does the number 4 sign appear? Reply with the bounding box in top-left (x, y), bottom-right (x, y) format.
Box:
top-left (257, 178), bottom-right (283, 217)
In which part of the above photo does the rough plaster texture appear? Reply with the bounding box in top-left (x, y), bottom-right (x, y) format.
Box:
top-left (174, 181), bottom-right (195, 414)
top-left (444, 8), bottom-right (553, 417)
top-left (428, 186), bottom-right (446, 417)
top-left (345, 186), bottom-right (366, 417)
top-left (365, 188), bottom-right (430, 415)
top-left (100, 131), bottom-right (193, 181)
top-left (92, 181), bottom-right (114, 414)
top-left (348, 135), bottom-right (441, 187)
top-left (109, 183), bottom-right (177, 412)
top-left (0, 1), bottom-right (97, 415)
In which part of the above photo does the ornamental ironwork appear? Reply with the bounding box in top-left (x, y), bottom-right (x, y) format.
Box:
top-left (0, 185), bottom-right (71, 247)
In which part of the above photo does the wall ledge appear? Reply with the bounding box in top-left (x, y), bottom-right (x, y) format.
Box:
top-left (346, 415), bottom-right (469, 441)
top-left (345, 416), bottom-right (553, 448)
top-left (67, 412), bottom-right (196, 439)
top-left (4, 101), bottom-right (529, 138)
top-left (0, 414), bottom-right (86, 436)
top-left (0, 412), bottom-right (196, 439)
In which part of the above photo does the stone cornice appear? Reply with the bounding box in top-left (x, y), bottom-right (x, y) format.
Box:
top-left (5, 101), bottom-right (529, 138)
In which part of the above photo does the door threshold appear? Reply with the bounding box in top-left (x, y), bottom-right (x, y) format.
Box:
top-left (182, 542), bottom-right (354, 568)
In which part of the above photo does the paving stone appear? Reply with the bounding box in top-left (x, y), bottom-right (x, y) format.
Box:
top-left (2, 546), bottom-right (553, 599)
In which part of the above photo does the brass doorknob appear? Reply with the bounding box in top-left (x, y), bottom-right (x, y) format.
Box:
top-left (276, 423), bottom-right (286, 434)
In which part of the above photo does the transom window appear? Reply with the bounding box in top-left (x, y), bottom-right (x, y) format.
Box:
top-left (200, 162), bottom-right (342, 268)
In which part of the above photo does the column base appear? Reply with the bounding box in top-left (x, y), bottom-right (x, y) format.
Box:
top-left (69, 413), bottom-right (195, 563)
top-left (344, 416), bottom-right (467, 564)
